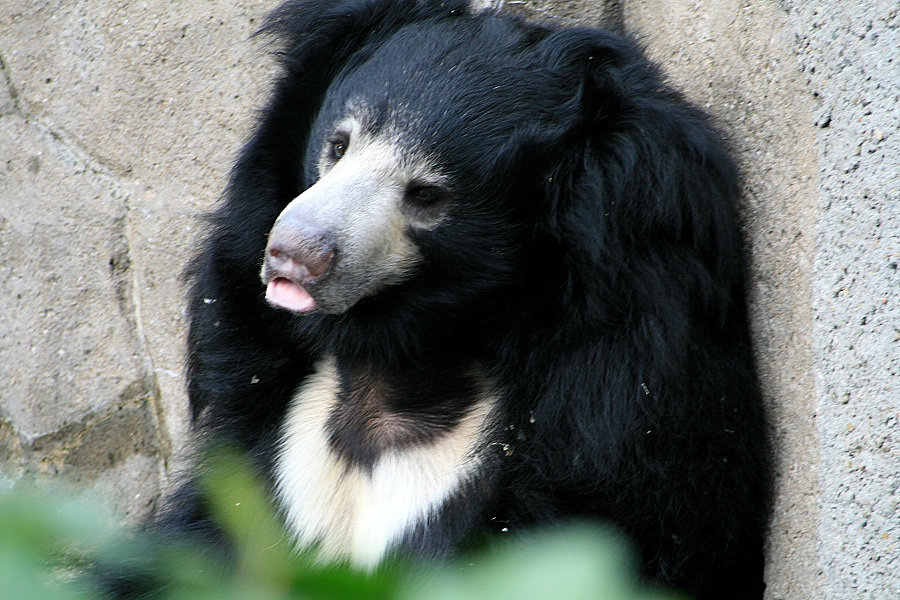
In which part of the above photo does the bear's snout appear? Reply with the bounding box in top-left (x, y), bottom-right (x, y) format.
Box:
top-left (265, 228), bottom-right (336, 285)
top-left (261, 223), bottom-right (336, 313)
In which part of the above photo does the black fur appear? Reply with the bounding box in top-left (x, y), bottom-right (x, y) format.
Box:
top-left (164, 1), bottom-right (771, 598)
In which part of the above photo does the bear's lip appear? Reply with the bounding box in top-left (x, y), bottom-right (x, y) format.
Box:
top-left (265, 277), bottom-right (318, 313)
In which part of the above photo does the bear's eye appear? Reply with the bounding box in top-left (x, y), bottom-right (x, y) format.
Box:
top-left (327, 134), bottom-right (349, 160)
top-left (405, 184), bottom-right (450, 207)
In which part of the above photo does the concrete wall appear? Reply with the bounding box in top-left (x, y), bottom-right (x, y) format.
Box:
top-left (0, 0), bottom-right (274, 519)
top-left (0, 1), bottom-right (897, 597)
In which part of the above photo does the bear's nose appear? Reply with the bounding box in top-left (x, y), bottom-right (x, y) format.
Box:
top-left (265, 228), bottom-right (336, 285)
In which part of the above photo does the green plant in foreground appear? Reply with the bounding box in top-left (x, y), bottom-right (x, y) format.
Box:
top-left (0, 456), bottom-right (687, 600)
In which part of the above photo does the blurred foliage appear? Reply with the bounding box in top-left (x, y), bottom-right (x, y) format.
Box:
top-left (0, 454), bottom-right (686, 600)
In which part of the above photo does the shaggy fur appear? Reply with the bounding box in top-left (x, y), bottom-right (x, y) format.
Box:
top-left (161, 1), bottom-right (771, 598)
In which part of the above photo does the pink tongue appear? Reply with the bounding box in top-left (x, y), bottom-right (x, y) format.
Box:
top-left (266, 278), bottom-right (318, 313)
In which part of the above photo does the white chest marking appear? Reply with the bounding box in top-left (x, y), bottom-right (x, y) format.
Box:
top-left (274, 357), bottom-right (496, 568)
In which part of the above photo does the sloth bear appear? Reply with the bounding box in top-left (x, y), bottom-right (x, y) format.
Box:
top-left (165, 0), bottom-right (771, 598)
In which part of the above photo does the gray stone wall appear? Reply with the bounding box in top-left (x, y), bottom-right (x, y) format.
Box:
top-left (1, 1), bottom-right (897, 597)
top-left (1, 0), bottom-right (274, 519)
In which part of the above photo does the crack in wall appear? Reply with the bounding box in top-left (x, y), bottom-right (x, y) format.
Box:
top-left (0, 51), bottom-right (25, 118)
top-left (109, 212), bottom-right (174, 464)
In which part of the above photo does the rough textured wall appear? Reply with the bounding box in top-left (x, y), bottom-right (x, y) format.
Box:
top-left (0, 0), bottom-right (274, 517)
top-left (0, 0), bottom-right (898, 597)
top-left (779, 2), bottom-right (900, 597)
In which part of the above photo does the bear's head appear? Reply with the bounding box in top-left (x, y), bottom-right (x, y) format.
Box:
top-left (260, 18), bottom-right (570, 316)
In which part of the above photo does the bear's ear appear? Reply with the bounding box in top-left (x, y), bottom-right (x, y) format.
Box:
top-left (262, 0), bottom-right (468, 92)
top-left (531, 28), bottom-right (646, 128)
top-left (533, 28), bottom-right (743, 322)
